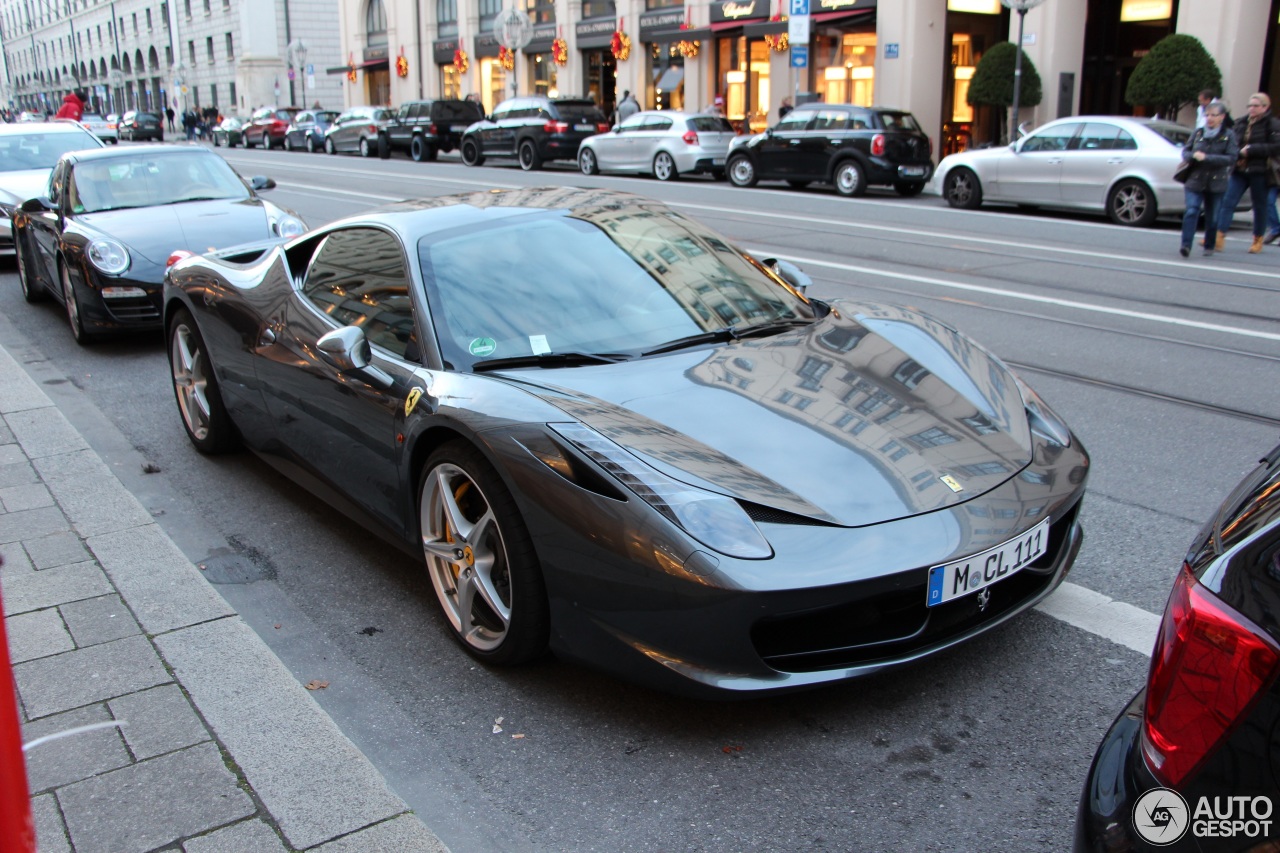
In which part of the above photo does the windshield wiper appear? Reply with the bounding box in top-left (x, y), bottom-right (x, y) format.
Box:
top-left (471, 352), bottom-right (632, 372)
top-left (642, 318), bottom-right (811, 356)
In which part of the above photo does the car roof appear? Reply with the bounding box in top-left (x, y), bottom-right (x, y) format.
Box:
top-left (0, 121), bottom-right (100, 137)
top-left (62, 143), bottom-right (218, 164)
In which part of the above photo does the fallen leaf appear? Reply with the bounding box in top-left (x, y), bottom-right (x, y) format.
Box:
top-left (305, 680), bottom-right (329, 690)
top-left (512, 733), bottom-right (526, 739)
top-left (274, 624), bottom-right (282, 630)
top-left (721, 744), bottom-right (744, 754)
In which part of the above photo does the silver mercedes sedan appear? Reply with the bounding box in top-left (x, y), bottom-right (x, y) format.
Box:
top-left (931, 116), bottom-right (1193, 227)
top-left (578, 110), bottom-right (737, 181)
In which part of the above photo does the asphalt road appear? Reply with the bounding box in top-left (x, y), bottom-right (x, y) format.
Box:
top-left (4, 141), bottom-right (1279, 852)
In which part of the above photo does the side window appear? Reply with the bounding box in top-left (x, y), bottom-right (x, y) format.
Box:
top-left (812, 110), bottom-right (848, 131)
top-left (48, 161), bottom-right (66, 206)
top-left (642, 116), bottom-right (673, 132)
top-left (617, 113), bottom-right (646, 132)
top-left (776, 111), bottom-right (813, 132)
top-left (1113, 129), bottom-right (1137, 150)
top-left (300, 228), bottom-right (420, 362)
top-left (1076, 123), bottom-right (1121, 150)
top-left (848, 111), bottom-right (871, 130)
top-left (490, 106), bottom-right (510, 122)
top-left (1021, 123), bottom-right (1079, 152)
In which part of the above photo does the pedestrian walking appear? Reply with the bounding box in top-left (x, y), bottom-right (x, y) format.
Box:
top-left (165, 105), bottom-right (176, 132)
top-left (614, 90), bottom-right (640, 125)
top-left (779, 96), bottom-right (793, 119)
top-left (1215, 92), bottom-right (1280, 253)
top-left (1179, 102), bottom-right (1237, 258)
top-left (53, 90), bottom-right (85, 121)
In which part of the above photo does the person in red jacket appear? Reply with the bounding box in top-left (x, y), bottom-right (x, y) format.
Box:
top-left (53, 91), bottom-right (85, 121)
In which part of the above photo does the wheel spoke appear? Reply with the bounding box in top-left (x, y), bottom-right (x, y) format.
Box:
top-left (435, 469), bottom-right (476, 545)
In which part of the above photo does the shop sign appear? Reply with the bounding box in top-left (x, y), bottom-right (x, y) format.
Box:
top-left (710, 0), bottom-right (763, 24)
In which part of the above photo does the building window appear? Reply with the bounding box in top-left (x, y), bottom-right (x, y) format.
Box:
top-left (230, 81), bottom-right (237, 107)
top-left (478, 0), bottom-right (500, 28)
top-left (436, 0), bottom-right (456, 35)
top-left (206, 35), bottom-right (214, 62)
top-left (581, 0), bottom-right (614, 17)
top-left (209, 83), bottom-right (217, 105)
top-left (526, 0), bottom-right (554, 24)
top-left (225, 33), bottom-right (233, 58)
top-left (183, 0), bottom-right (190, 17)
top-left (165, 45), bottom-right (172, 64)
top-left (188, 40), bottom-right (195, 64)
top-left (203, 0), bottom-right (210, 14)
top-left (909, 427), bottom-right (958, 448)
top-left (160, 2), bottom-right (167, 25)
top-left (366, 0), bottom-right (388, 45)
top-left (145, 9), bottom-right (151, 29)
top-left (893, 359), bottom-right (930, 389)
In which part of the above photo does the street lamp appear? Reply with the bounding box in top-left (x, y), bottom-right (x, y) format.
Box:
top-left (288, 39), bottom-right (308, 108)
top-left (1000, 0), bottom-right (1046, 142)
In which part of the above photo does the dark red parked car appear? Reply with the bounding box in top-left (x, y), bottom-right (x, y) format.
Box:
top-left (245, 106), bottom-right (300, 150)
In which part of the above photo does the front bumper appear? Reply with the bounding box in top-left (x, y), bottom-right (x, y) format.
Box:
top-left (70, 262), bottom-right (164, 333)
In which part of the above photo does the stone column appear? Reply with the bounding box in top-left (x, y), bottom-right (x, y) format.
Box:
top-left (1016, 0), bottom-right (1086, 125)
top-left (875, 0), bottom-right (946, 161)
top-left (1179, 0), bottom-right (1270, 117)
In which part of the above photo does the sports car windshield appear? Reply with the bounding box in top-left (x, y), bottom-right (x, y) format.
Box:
top-left (417, 207), bottom-right (816, 370)
top-left (68, 151), bottom-right (251, 213)
top-left (0, 131), bottom-right (99, 172)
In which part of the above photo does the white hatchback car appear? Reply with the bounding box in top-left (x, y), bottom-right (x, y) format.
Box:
top-left (932, 115), bottom-right (1194, 227)
top-left (578, 110), bottom-right (737, 181)
top-left (79, 113), bottom-right (119, 144)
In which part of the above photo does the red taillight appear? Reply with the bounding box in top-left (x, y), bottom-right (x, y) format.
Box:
top-left (871, 133), bottom-right (885, 156)
top-left (1141, 564), bottom-right (1280, 787)
top-left (166, 250), bottom-right (194, 267)
top-left (367, 124), bottom-right (379, 134)
top-left (545, 121), bottom-right (569, 133)
top-left (597, 122), bottom-right (611, 134)
top-left (681, 130), bottom-right (698, 145)
top-left (429, 123), bottom-right (438, 135)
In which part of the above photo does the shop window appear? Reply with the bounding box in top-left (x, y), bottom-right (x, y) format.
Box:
top-left (440, 63), bottom-right (461, 98)
top-left (526, 0), bottom-right (554, 25)
top-left (480, 57), bottom-right (508, 111)
top-left (529, 54), bottom-right (558, 96)
top-left (814, 30), bottom-right (875, 106)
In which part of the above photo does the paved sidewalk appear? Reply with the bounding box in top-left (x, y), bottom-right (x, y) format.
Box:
top-left (0, 342), bottom-right (448, 852)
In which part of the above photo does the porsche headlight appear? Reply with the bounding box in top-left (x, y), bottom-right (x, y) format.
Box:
top-left (274, 215), bottom-right (306, 238)
top-left (1014, 374), bottom-right (1071, 447)
top-left (550, 423), bottom-right (772, 559)
top-left (86, 238), bottom-right (130, 275)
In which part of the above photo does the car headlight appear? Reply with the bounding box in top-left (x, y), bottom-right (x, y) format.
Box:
top-left (274, 215), bottom-right (306, 238)
top-left (86, 238), bottom-right (130, 275)
top-left (1013, 374), bottom-right (1072, 447)
top-left (549, 423), bottom-right (772, 559)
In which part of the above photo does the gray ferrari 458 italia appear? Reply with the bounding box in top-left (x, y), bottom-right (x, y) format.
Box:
top-left (163, 186), bottom-right (1089, 697)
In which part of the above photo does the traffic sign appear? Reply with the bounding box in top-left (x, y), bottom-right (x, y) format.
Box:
top-left (789, 0), bottom-right (808, 14)
top-left (788, 14), bottom-right (809, 44)
top-left (791, 45), bottom-right (808, 68)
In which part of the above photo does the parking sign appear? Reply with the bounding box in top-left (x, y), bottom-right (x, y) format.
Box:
top-left (789, 0), bottom-right (808, 15)
top-left (791, 45), bottom-right (808, 68)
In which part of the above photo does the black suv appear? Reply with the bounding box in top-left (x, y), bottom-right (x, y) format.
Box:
top-left (460, 95), bottom-right (610, 171)
top-left (386, 99), bottom-right (484, 162)
top-left (726, 105), bottom-right (934, 197)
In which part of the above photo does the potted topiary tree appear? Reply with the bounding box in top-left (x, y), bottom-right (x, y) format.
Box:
top-left (1125, 34), bottom-right (1222, 121)
top-left (967, 41), bottom-right (1043, 144)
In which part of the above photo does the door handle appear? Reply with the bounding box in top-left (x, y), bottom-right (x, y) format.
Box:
top-left (1106, 158), bottom-right (1125, 164)
top-left (789, 139), bottom-right (801, 145)
top-left (1047, 158), bottom-right (1063, 164)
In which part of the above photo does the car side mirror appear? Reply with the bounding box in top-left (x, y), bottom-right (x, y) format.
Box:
top-left (20, 196), bottom-right (53, 213)
top-left (249, 176), bottom-right (276, 191)
top-left (316, 326), bottom-right (394, 388)
top-left (762, 257), bottom-right (811, 295)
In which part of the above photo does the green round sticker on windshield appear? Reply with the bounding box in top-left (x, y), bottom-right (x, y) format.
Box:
top-left (468, 337), bottom-right (497, 357)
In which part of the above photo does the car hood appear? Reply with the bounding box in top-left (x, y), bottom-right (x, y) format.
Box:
top-left (0, 169), bottom-right (53, 207)
top-left (75, 198), bottom-right (274, 265)
top-left (499, 301), bottom-right (1035, 527)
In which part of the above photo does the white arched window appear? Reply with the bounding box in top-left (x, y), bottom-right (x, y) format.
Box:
top-left (365, 0), bottom-right (387, 46)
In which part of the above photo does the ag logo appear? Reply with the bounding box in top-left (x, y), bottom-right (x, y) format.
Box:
top-left (1133, 787), bottom-right (1190, 845)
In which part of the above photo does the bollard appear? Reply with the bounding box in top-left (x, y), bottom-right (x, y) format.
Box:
top-left (0, 574), bottom-right (35, 853)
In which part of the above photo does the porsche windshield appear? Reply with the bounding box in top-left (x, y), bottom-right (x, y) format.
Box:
top-left (417, 207), bottom-right (816, 369)
top-left (68, 151), bottom-right (251, 213)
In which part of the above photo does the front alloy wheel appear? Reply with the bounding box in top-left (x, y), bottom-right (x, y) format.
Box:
top-left (262, 131), bottom-right (272, 150)
top-left (579, 148), bottom-right (599, 175)
top-left (15, 234), bottom-right (43, 303)
top-left (943, 168), bottom-right (983, 210)
top-left (461, 139), bottom-right (484, 167)
top-left (518, 140), bottom-right (542, 171)
top-left (420, 442), bottom-right (548, 664)
top-left (60, 261), bottom-right (93, 344)
top-left (1108, 179), bottom-right (1157, 227)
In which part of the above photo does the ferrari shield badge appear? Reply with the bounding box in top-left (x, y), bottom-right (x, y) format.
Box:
top-left (404, 387), bottom-right (423, 416)
top-left (940, 474), bottom-right (964, 493)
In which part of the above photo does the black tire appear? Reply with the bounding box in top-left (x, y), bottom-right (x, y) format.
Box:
top-left (325, 137), bottom-right (336, 155)
top-left (109, 138), bottom-right (118, 144)
top-left (712, 169), bottom-right (727, 181)
top-left (833, 159), bottom-right (867, 197)
top-left (15, 231), bottom-right (44, 303)
top-left (168, 308), bottom-right (240, 454)
top-left (461, 138), bottom-right (484, 166)
top-left (1108, 179), bottom-right (1158, 227)
top-left (786, 179), bottom-right (810, 189)
top-left (894, 181), bottom-right (926, 197)
top-left (518, 139), bottom-right (542, 171)
top-left (943, 167), bottom-right (983, 210)
top-left (359, 136), bottom-right (372, 158)
top-left (727, 154), bottom-right (757, 187)
top-left (262, 131), bottom-right (272, 150)
top-left (306, 135), bottom-right (316, 153)
top-left (410, 135), bottom-right (428, 162)
top-left (579, 147), bottom-right (599, 175)
top-left (59, 259), bottom-right (94, 345)
top-left (377, 133), bottom-right (391, 159)
top-left (652, 151), bottom-right (679, 181)
top-left (244, 134), bottom-right (255, 149)
top-left (419, 441), bottom-right (549, 665)
top-left (284, 134), bottom-right (294, 151)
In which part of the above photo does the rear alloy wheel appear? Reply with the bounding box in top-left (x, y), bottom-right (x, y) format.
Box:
top-left (60, 260), bottom-right (94, 345)
top-left (461, 139), bottom-right (484, 167)
top-left (894, 181), bottom-right (926, 197)
top-left (325, 137), bottom-right (336, 155)
top-left (420, 441), bottom-right (549, 665)
top-left (1108, 179), bottom-right (1158, 227)
top-left (262, 131), bottom-right (272, 150)
top-left (727, 154), bottom-right (757, 187)
top-left (833, 160), bottom-right (867, 197)
top-left (579, 148), bottom-right (599, 175)
top-left (518, 140), bottom-right (542, 171)
top-left (359, 136), bottom-right (372, 158)
top-left (169, 308), bottom-right (240, 454)
top-left (15, 233), bottom-right (44, 303)
top-left (306, 135), bottom-right (316, 153)
top-left (943, 167), bottom-right (982, 210)
top-left (652, 151), bottom-right (679, 181)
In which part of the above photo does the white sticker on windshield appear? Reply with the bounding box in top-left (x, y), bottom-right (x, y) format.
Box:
top-left (529, 334), bottom-right (550, 355)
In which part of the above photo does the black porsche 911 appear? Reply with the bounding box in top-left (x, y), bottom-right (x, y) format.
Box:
top-left (1075, 442), bottom-right (1280, 851)
top-left (163, 186), bottom-right (1089, 697)
top-left (13, 145), bottom-right (306, 343)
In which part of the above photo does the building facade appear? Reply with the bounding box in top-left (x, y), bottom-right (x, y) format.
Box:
top-left (331, 0), bottom-right (1280, 161)
top-left (0, 0), bottom-right (344, 118)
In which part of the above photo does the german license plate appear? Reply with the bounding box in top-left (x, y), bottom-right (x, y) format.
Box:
top-left (926, 519), bottom-right (1049, 607)
top-left (451, 124), bottom-right (467, 131)
top-left (575, 123), bottom-right (595, 131)
top-left (901, 166), bottom-right (926, 177)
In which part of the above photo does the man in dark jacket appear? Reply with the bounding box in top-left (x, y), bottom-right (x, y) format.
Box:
top-left (53, 91), bottom-right (85, 121)
top-left (1215, 92), bottom-right (1280, 252)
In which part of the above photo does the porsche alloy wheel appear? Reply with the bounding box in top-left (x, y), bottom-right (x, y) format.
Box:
top-left (15, 234), bottom-right (44, 303)
top-left (169, 309), bottom-right (239, 453)
top-left (420, 442), bottom-right (548, 665)
top-left (60, 261), bottom-right (93, 344)
top-left (652, 151), bottom-right (678, 181)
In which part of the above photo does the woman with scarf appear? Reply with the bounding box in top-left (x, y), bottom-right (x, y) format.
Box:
top-left (1214, 92), bottom-right (1280, 253)
top-left (1180, 102), bottom-right (1237, 258)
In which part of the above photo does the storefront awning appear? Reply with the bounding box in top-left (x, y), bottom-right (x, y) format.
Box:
top-left (811, 8), bottom-right (874, 23)
top-left (655, 65), bottom-right (684, 92)
top-left (743, 19), bottom-right (788, 36)
top-left (325, 59), bottom-right (390, 75)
